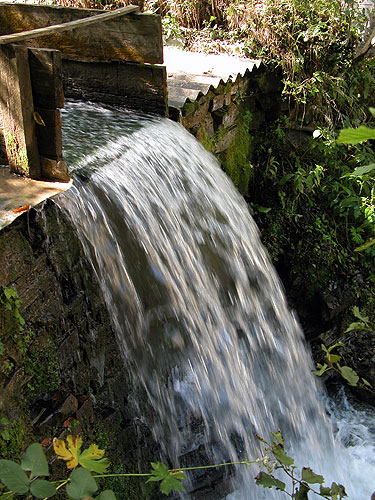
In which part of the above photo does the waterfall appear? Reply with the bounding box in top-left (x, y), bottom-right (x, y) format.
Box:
top-left (58, 101), bottom-right (374, 499)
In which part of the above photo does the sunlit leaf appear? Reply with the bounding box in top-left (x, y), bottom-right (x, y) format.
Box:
top-left (312, 363), bottom-right (328, 376)
top-left (350, 164), bottom-right (375, 176)
top-left (338, 366), bottom-right (359, 386)
top-left (354, 239), bottom-right (375, 252)
top-left (345, 321), bottom-right (366, 333)
top-left (66, 468), bottom-right (98, 500)
top-left (327, 354), bottom-right (341, 364)
top-left (21, 443), bottom-right (49, 477)
top-left (29, 479), bottom-right (56, 498)
top-left (255, 472), bottom-right (285, 491)
top-left (271, 430), bottom-right (284, 445)
top-left (33, 112), bottom-right (46, 126)
top-left (301, 467), bottom-right (324, 484)
top-left (337, 125), bottom-right (375, 144)
top-left (327, 342), bottom-right (344, 352)
top-left (272, 445), bottom-right (294, 466)
top-left (352, 306), bottom-right (369, 323)
top-left (79, 444), bottom-right (110, 473)
top-left (0, 460), bottom-right (29, 494)
top-left (362, 378), bottom-right (373, 387)
top-left (53, 435), bottom-right (82, 469)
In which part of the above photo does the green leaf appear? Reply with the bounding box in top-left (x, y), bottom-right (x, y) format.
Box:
top-left (21, 443), bottom-right (49, 478)
top-left (338, 366), bottom-right (360, 386)
top-left (337, 125), bottom-right (375, 144)
top-left (255, 472), bottom-right (285, 491)
top-left (0, 418), bottom-right (10, 426)
top-left (345, 321), bottom-right (366, 333)
top-left (327, 354), bottom-right (341, 364)
top-left (330, 482), bottom-right (347, 499)
top-left (327, 342), bottom-right (344, 352)
top-left (66, 468), bottom-right (98, 500)
top-left (369, 107), bottom-right (375, 118)
top-left (0, 492), bottom-right (14, 500)
top-left (320, 484), bottom-right (332, 496)
top-left (352, 306), bottom-right (369, 323)
top-left (294, 482), bottom-right (310, 499)
top-left (97, 490), bottom-right (117, 500)
top-left (362, 378), bottom-right (373, 387)
top-left (160, 474), bottom-right (185, 495)
top-left (312, 363), bottom-right (328, 376)
top-left (30, 479), bottom-right (56, 498)
top-left (79, 444), bottom-right (110, 473)
top-left (1, 430), bottom-right (10, 441)
top-left (0, 460), bottom-right (30, 494)
top-left (350, 164), bottom-right (375, 176)
top-left (279, 173), bottom-right (294, 185)
top-left (272, 445), bottom-right (294, 466)
top-left (271, 430), bottom-right (284, 445)
top-left (354, 239), bottom-right (375, 252)
top-left (146, 462), bottom-right (169, 482)
top-left (301, 467), bottom-right (324, 484)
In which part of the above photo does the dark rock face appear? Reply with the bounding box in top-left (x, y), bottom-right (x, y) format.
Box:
top-left (0, 198), bottom-right (162, 498)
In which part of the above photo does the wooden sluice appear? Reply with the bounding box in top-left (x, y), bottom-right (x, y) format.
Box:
top-left (0, 3), bottom-right (166, 181)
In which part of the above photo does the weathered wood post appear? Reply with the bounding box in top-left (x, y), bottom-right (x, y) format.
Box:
top-left (0, 43), bottom-right (41, 177)
top-left (28, 47), bottom-right (70, 182)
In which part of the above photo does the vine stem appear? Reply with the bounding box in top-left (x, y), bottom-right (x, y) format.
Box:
top-left (169, 460), bottom-right (257, 472)
top-left (90, 460), bottom-right (257, 480)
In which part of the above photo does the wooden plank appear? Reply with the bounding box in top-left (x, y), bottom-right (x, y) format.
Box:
top-left (28, 48), bottom-right (64, 108)
top-left (0, 3), bottom-right (163, 64)
top-left (0, 6), bottom-right (139, 45)
top-left (34, 108), bottom-right (63, 160)
top-left (62, 60), bottom-right (167, 115)
top-left (0, 44), bottom-right (40, 177)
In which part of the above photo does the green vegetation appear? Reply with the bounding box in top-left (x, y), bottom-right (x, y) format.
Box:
top-left (0, 432), bottom-right (347, 500)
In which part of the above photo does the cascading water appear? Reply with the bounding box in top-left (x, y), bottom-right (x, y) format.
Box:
top-left (58, 101), bottom-right (374, 499)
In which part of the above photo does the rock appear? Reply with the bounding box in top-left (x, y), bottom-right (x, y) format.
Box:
top-left (40, 157), bottom-right (71, 182)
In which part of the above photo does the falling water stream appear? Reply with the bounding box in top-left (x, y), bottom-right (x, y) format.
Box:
top-left (58, 101), bottom-right (375, 499)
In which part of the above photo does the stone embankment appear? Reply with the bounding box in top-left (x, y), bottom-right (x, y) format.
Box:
top-left (165, 47), bottom-right (283, 193)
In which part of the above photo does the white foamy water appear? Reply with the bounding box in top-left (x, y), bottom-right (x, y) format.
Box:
top-left (58, 101), bottom-right (375, 499)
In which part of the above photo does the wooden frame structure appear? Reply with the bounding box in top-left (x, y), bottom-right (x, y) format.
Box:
top-left (0, 4), bottom-right (166, 181)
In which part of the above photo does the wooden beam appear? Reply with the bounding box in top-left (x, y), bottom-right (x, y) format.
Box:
top-left (63, 60), bottom-right (167, 115)
top-left (0, 44), bottom-right (41, 177)
top-left (0, 4), bottom-right (162, 64)
top-left (28, 48), bottom-right (64, 108)
top-left (0, 5), bottom-right (139, 45)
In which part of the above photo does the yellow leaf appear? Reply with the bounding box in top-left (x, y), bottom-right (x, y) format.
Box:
top-left (80, 443), bottom-right (104, 460)
top-left (53, 435), bottom-right (82, 469)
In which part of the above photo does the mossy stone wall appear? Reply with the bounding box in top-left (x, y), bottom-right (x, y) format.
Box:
top-left (179, 64), bottom-right (283, 195)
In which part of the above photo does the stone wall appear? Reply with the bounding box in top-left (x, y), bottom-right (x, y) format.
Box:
top-left (0, 199), bottom-right (162, 499)
top-left (176, 64), bottom-right (283, 194)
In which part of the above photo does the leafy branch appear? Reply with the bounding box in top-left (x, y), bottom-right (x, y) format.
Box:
top-left (254, 431), bottom-right (346, 499)
top-left (313, 338), bottom-right (374, 393)
top-left (0, 432), bottom-right (348, 500)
